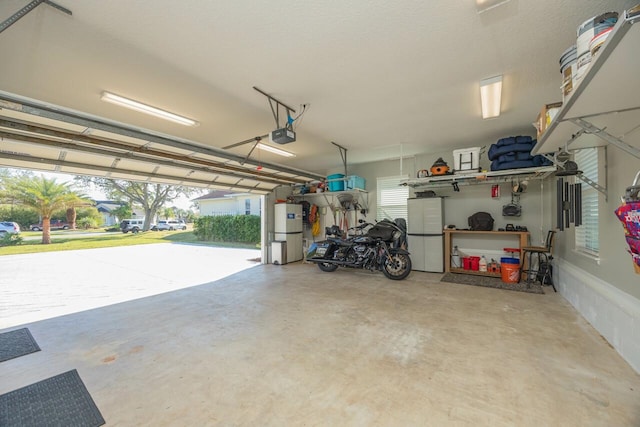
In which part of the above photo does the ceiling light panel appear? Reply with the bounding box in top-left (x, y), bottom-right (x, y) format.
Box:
top-left (101, 92), bottom-right (198, 126)
top-left (476, 0), bottom-right (512, 13)
top-left (480, 75), bottom-right (503, 119)
top-left (257, 142), bottom-right (296, 157)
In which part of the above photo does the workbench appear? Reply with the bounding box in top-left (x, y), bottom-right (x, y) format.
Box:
top-left (444, 230), bottom-right (530, 277)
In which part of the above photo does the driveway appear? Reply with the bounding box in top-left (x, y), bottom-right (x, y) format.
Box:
top-left (0, 243), bottom-right (260, 329)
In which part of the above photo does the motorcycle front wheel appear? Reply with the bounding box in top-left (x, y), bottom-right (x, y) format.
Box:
top-left (382, 253), bottom-right (412, 280)
top-left (318, 262), bottom-right (339, 272)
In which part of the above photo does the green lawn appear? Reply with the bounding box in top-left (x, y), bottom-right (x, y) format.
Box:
top-left (0, 230), bottom-right (260, 255)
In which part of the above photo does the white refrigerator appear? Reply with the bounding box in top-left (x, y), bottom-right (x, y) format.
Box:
top-left (274, 203), bottom-right (303, 263)
top-left (407, 197), bottom-right (444, 272)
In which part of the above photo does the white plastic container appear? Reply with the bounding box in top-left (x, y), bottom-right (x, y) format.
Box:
top-left (453, 147), bottom-right (481, 172)
top-left (479, 256), bottom-right (488, 272)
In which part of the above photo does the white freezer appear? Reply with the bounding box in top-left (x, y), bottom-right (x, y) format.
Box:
top-left (274, 203), bottom-right (303, 263)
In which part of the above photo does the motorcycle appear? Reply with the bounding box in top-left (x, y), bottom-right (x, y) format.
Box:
top-left (306, 219), bottom-right (412, 280)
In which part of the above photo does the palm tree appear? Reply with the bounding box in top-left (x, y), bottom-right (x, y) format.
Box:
top-left (9, 176), bottom-right (80, 244)
top-left (64, 193), bottom-right (94, 230)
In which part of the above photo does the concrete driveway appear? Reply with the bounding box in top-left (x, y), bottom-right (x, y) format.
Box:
top-left (0, 243), bottom-right (260, 329)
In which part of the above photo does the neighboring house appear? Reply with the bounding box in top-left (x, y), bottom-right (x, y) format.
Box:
top-left (94, 200), bottom-right (126, 226)
top-left (94, 200), bottom-right (145, 225)
top-left (193, 191), bottom-right (262, 216)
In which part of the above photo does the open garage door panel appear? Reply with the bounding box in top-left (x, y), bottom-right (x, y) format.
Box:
top-left (0, 93), bottom-right (324, 193)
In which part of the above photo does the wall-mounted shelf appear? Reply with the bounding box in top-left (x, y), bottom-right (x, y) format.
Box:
top-left (401, 166), bottom-right (556, 189)
top-left (532, 7), bottom-right (640, 159)
top-left (293, 189), bottom-right (369, 211)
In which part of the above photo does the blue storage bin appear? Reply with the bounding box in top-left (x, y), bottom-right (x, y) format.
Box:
top-left (327, 174), bottom-right (345, 191)
top-left (346, 175), bottom-right (366, 190)
top-left (500, 257), bottom-right (520, 265)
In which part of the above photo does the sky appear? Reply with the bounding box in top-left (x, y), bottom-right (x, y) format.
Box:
top-left (33, 170), bottom-right (200, 211)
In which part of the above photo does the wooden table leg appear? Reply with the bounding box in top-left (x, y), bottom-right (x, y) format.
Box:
top-left (444, 231), bottom-right (451, 273)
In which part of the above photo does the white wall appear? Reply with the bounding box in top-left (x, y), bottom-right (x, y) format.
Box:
top-left (554, 146), bottom-right (640, 300)
top-left (550, 144), bottom-right (640, 374)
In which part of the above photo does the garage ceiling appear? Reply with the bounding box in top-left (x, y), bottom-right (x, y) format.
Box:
top-left (0, 0), bottom-right (637, 190)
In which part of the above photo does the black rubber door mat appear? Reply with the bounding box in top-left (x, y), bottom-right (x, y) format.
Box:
top-left (0, 328), bottom-right (41, 363)
top-left (0, 369), bottom-right (105, 427)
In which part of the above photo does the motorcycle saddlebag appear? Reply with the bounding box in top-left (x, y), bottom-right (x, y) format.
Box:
top-left (307, 241), bottom-right (330, 258)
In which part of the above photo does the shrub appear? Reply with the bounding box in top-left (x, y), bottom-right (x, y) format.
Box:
top-left (76, 217), bottom-right (100, 229)
top-left (194, 215), bottom-right (260, 243)
top-left (0, 206), bottom-right (39, 230)
top-left (0, 232), bottom-right (22, 247)
top-left (76, 207), bottom-right (102, 226)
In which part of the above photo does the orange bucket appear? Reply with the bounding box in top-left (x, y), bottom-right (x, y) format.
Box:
top-left (501, 262), bottom-right (520, 284)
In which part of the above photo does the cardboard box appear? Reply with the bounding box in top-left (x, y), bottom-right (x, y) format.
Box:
top-left (536, 102), bottom-right (563, 139)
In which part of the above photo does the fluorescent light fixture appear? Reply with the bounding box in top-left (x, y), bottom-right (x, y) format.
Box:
top-left (100, 91), bottom-right (198, 126)
top-left (256, 142), bottom-right (296, 157)
top-left (480, 75), bottom-right (503, 119)
top-left (476, 0), bottom-right (512, 13)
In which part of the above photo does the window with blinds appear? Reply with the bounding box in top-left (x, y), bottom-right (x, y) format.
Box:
top-left (574, 148), bottom-right (599, 256)
top-left (376, 176), bottom-right (409, 221)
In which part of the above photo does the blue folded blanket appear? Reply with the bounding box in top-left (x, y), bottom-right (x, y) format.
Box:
top-left (488, 142), bottom-right (536, 161)
top-left (496, 135), bottom-right (533, 147)
top-left (491, 159), bottom-right (537, 171)
top-left (491, 155), bottom-right (552, 171)
top-left (496, 152), bottom-right (533, 163)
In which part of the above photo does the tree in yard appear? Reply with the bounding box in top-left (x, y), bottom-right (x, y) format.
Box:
top-left (112, 204), bottom-right (133, 223)
top-left (64, 192), bottom-right (94, 230)
top-left (162, 207), bottom-right (175, 219)
top-left (7, 176), bottom-right (83, 244)
top-left (74, 177), bottom-right (196, 231)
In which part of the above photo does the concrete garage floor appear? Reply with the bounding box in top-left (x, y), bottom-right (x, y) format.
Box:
top-left (1, 248), bottom-right (639, 426)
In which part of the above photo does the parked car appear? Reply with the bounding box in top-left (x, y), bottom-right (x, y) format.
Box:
top-left (0, 221), bottom-right (21, 235)
top-left (120, 218), bottom-right (145, 233)
top-left (152, 220), bottom-right (187, 231)
top-left (30, 219), bottom-right (69, 231)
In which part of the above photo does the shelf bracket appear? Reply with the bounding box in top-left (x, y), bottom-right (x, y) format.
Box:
top-left (568, 117), bottom-right (640, 159)
top-left (1, 0), bottom-right (72, 34)
top-left (541, 151), bottom-right (608, 200)
top-left (253, 86), bottom-right (296, 130)
top-left (576, 173), bottom-right (608, 201)
top-left (331, 141), bottom-right (348, 177)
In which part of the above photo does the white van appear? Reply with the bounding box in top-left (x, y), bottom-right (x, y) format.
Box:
top-left (153, 219), bottom-right (187, 231)
top-left (120, 218), bottom-right (145, 233)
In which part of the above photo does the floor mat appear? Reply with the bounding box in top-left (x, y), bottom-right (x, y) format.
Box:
top-left (0, 328), bottom-right (41, 363)
top-left (440, 272), bottom-right (544, 294)
top-left (0, 369), bottom-right (105, 427)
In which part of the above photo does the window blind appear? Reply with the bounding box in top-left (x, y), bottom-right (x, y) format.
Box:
top-left (376, 176), bottom-right (409, 221)
top-left (574, 148), bottom-right (599, 255)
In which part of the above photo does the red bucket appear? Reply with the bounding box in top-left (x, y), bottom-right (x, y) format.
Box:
top-left (462, 257), bottom-right (471, 270)
top-left (470, 256), bottom-right (480, 271)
